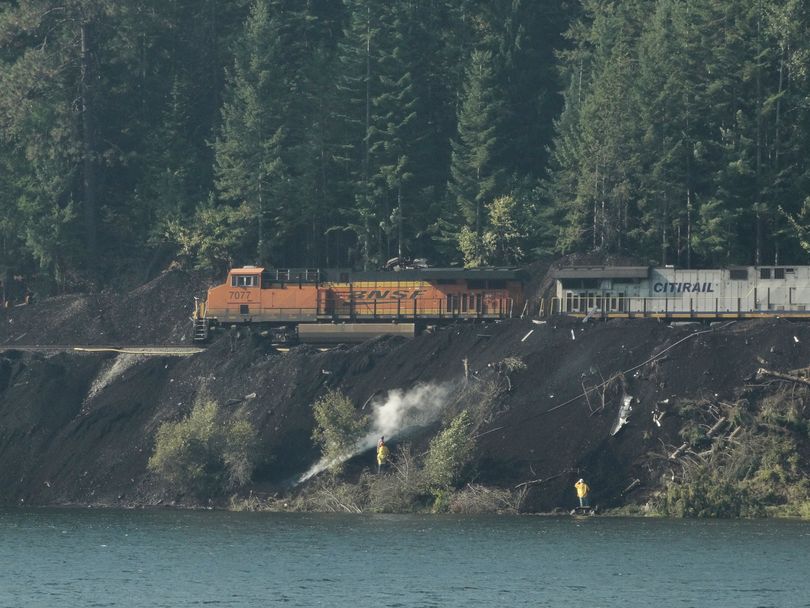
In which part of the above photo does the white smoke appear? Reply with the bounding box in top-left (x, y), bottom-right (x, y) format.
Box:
top-left (84, 354), bottom-right (145, 407)
top-left (296, 381), bottom-right (456, 484)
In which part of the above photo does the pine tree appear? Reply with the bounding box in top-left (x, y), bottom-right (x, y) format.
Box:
top-left (0, 0), bottom-right (113, 281)
top-left (213, 0), bottom-right (295, 265)
top-left (448, 49), bottom-right (506, 259)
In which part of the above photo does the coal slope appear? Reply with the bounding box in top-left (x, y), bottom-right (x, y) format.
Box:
top-left (0, 269), bottom-right (208, 346)
top-left (1, 317), bottom-right (809, 511)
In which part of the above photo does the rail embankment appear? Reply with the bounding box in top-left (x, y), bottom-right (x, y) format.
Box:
top-left (1, 269), bottom-right (809, 515)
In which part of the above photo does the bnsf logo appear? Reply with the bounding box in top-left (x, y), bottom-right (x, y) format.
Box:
top-left (352, 289), bottom-right (424, 300)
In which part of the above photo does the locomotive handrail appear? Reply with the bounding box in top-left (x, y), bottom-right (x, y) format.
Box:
top-left (205, 297), bottom-right (517, 323)
top-left (554, 293), bottom-right (810, 317)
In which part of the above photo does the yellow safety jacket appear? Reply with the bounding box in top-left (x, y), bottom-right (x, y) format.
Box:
top-left (377, 444), bottom-right (390, 465)
top-left (575, 481), bottom-right (590, 498)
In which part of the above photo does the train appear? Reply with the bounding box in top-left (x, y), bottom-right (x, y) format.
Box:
top-left (551, 265), bottom-right (810, 320)
top-left (192, 265), bottom-right (525, 343)
top-left (192, 263), bottom-right (810, 343)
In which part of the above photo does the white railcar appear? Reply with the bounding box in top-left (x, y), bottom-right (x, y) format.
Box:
top-left (552, 266), bottom-right (810, 319)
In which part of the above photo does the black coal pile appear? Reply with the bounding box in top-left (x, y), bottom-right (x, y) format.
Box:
top-left (0, 269), bottom-right (209, 346)
top-left (1, 304), bottom-right (810, 511)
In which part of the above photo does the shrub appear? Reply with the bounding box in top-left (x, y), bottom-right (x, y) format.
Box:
top-left (423, 410), bottom-right (475, 490)
top-left (658, 467), bottom-right (747, 518)
top-left (302, 475), bottom-right (367, 513)
top-left (448, 484), bottom-right (520, 514)
top-left (148, 397), bottom-right (259, 496)
top-left (311, 389), bottom-right (369, 473)
top-left (223, 418), bottom-right (260, 488)
top-left (500, 356), bottom-right (527, 373)
top-left (367, 444), bottom-right (428, 512)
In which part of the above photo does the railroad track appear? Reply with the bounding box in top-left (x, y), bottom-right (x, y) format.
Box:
top-left (0, 344), bottom-right (331, 355)
top-left (0, 344), bottom-right (205, 356)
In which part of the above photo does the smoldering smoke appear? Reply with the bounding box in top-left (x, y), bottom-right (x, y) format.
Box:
top-left (296, 381), bottom-right (456, 484)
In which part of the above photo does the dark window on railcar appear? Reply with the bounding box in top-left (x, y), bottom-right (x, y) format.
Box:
top-left (775, 268), bottom-right (786, 279)
top-left (467, 279), bottom-right (486, 289)
top-left (487, 279), bottom-right (506, 289)
top-left (760, 268), bottom-right (771, 279)
top-left (231, 275), bottom-right (257, 287)
top-left (240, 304), bottom-right (249, 314)
top-left (560, 279), bottom-right (598, 289)
top-left (729, 269), bottom-right (748, 280)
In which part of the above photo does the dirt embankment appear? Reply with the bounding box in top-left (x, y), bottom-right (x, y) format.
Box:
top-left (1, 267), bottom-right (810, 512)
top-left (0, 269), bottom-right (209, 346)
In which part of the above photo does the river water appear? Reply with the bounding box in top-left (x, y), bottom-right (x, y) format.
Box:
top-left (0, 509), bottom-right (808, 607)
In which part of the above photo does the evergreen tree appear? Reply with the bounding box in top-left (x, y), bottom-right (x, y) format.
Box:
top-left (448, 49), bottom-right (506, 261)
top-left (213, 0), bottom-right (311, 266)
top-left (0, 0), bottom-right (113, 281)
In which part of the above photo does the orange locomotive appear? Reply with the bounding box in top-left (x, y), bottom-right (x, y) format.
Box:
top-left (193, 266), bottom-right (524, 342)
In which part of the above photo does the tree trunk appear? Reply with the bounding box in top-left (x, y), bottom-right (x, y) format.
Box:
top-left (686, 188), bottom-right (692, 269)
top-left (362, 5), bottom-right (372, 269)
top-left (80, 20), bottom-right (98, 268)
top-left (257, 175), bottom-right (264, 263)
top-left (397, 184), bottom-right (403, 259)
top-left (754, 2), bottom-right (763, 266)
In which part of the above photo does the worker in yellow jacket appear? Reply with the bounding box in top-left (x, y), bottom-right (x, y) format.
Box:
top-left (377, 437), bottom-right (390, 474)
top-left (575, 478), bottom-right (590, 507)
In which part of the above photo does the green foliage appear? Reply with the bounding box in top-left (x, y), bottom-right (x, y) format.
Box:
top-left (457, 225), bottom-right (493, 268)
top-left (423, 410), bottom-right (476, 490)
top-left (7, 0), bottom-right (810, 281)
top-left (148, 397), bottom-right (259, 497)
top-left (657, 389), bottom-right (810, 518)
top-left (781, 200), bottom-right (810, 256)
top-left (449, 49), bottom-right (506, 243)
top-left (458, 195), bottom-right (531, 267)
top-left (547, 0), bottom-right (810, 265)
top-left (660, 467), bottom-right (748, 518)
top-left (162, 194), bottom-right (249, 271)
top-left (311, 389), bottom-right (369, 473)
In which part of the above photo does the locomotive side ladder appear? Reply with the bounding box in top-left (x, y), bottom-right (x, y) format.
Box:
top-left (192, 297), bottom-right (209, 342)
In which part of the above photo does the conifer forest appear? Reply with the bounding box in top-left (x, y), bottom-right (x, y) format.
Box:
top-left (2, 0), bottom-right (810, 289)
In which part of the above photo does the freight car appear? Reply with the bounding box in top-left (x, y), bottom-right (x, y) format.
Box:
top-left (193, 266), bottom-right (524, 343)
top-left (551, 265), bottom-right (810, 320)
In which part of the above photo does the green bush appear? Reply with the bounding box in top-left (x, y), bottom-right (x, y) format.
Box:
top-left (367, 444), bottom-right (428, 512)
top-left (311, 389), bottom-right (368, 473)
top-left (423, 410), bottom-right (475, 490)
top-left (659, 467), bottom-right (747, 518)
top-left (148, 398), bottom-right (259, 496)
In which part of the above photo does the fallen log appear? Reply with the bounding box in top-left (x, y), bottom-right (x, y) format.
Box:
top-left (706, 416), bottom-right (727, 438)
top-left (756, 368), bottom-right (810, 387)
top-left (514, 472), bottom-right (564, 490)
top-left (669, 442), bottom-right (689, 460)
top-left (621, 478), bottom-right (641, 495)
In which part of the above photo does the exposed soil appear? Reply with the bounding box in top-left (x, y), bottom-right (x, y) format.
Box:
top-left (1, 267), bottom-right (810, 512)
top-left (0, 269), bottom-right (209, 346)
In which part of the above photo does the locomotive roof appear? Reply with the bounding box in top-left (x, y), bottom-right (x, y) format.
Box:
top-left (228, 266), bottom-right (523, 281)
top-left (555, 266), bottom-right (650, 279)
top-left (320, 267), bottom-right (524, 281)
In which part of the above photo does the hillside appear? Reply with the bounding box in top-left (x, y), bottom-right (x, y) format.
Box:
top-left (1, 270), bottom-right (810, 515)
